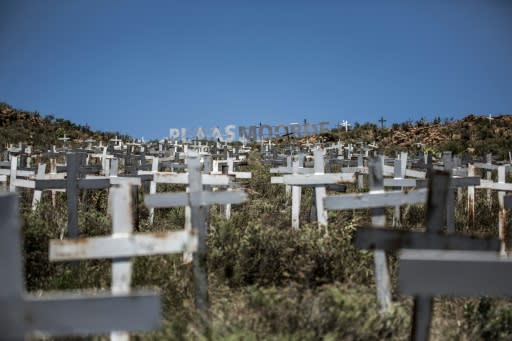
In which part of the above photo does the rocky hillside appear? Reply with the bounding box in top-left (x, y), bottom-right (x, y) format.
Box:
top-left (2, 101), bottom-right (512, 159)
top-left (0, 102), bottom-right (128, 150)
top-left (307, 115), bottom-right (512, 159)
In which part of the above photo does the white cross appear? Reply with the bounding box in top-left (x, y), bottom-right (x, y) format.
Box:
top-left (272, 149), bottom-right (356, 229)
top-left (0, 193), bottom-right (161, 339)
top-left (58, 134), bottom-right (70, 143)
top-left (49, 183), bottom-right (195, 341)
top-left (341, 120), bottom-right (351, 131)
top-left (144, 156), bottom-right (247, 336)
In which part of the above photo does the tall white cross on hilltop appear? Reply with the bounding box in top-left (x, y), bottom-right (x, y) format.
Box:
top-left (341, 120), bottom-right (351, 131)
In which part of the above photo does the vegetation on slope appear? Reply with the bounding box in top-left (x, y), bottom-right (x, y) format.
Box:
top-left (3, 101), bottom-right (512, 159)
top-left (17, 151), bottom-right (512, 340)
top-left (0, 102), bottom-right (130, 148)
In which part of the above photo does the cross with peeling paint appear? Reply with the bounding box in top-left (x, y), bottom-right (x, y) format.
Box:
top-left (49, 182), bottom-right (196, 341)
top-left (144, 155), bottom-right (248, 338)
top-left (0, 192), bottom-right (161, 340)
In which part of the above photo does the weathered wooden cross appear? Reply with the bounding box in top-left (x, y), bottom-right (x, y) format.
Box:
top-left (139, 156), bottom-right (232, 225)
top-left (0, 155), bottom-right (35, 193)
top-left (324, 156), bottom-right (428, 310)
top-left (35, 153), bottom-right (111, 238)
top-left (438, 152), bottom-right (480, 232)
top-left (398, 249), bottom-right (511, 341)
top-left (272, 149), bottom-right (356, 229)
top-left (476, 164), bottom-right (512, 253)
top-left (0, 192), bottom-right (161, 340)
top-left (48, 182), bottom-right (196, 341)
top-left (144, 156), bottom-right (248, 337)
top-left (353, 170), bottom-right (500, 340)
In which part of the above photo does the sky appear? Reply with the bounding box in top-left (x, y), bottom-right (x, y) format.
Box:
top-left (1, 0), bottom-right (511, 140)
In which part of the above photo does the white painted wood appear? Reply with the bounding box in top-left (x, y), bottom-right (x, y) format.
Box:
top-left (145, 191), bottom-right (247, 208)
top-left (467, 164), bottom-right (475, 228)
top-left (281, 173), bottom-right (356, 185)
top-left (31, 163), bottom-right (46, 209)
top-left (148, 157), bottom-right (159, 224)
top-left (0, 192), bottom-right (161, 339)
top-left (324, 189), bottom-right (427, 210)
top-left (10, 156), bottom-right (17, 192)
top-left (313, 149), bottom-right (328, 230)
top-left (498, 165), bottom-right (507, 255)
top-left (50, 230), bottom-right (198, 260)
top-left (369, 157), bottom-right (391, 312)
top-left (291, 160), bottom-right (301, 229)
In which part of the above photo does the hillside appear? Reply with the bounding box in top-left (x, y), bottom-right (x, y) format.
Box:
top-left (2, 101), bottom-right (512, 159)
top-left (0, 102), bottom-right (130, 149)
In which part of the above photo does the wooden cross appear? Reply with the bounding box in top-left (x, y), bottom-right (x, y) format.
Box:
top-left (58, 134), bottom-right (70, 149)
top-left (354, 171), bottom-right (500, 341)
top-left (392, 152), bottom-right (408, 227)
top-left (272, 150), bottom-right (356, 229)
top-left (0, 156), bottom-right (36, 193)
top-left (477, 164), bottom-right (512, 253)
top-left (144, 156), bottom-right (247, 337)
top-left (139, 156), bottom-right (232, 225)
top-left (0, 192), bottom-right (161, 340)
top-left (341, 120), bottom-right (351, 131)
top-left (441, 153), bottom-right (481, 232)
top-left (35, 153), bottom-right (111, 238)
top-left (378, 116), bottom-right (387, 129)
top-left (472, 153), bottom-right (495, 203)
top-left (49, 183), bottom-right (196, 341)
top-left (324, 156), bottom-right (427, 310)
top-left (398, 249), bottom-right (512, 341)
top-left (354, 171), bottom-right (498, 252)
top-left (214, 156), bottom-right (251, 219)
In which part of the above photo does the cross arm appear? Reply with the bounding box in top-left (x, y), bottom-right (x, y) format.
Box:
top-left (398, 250), bottom-right (512, 296)
top-left (383, 178), bottom-right (428, 188)
top-left (477, 180), bottom-right (512, 191)
top-left (77, 178), bottom-right (111, 189)
top-left (281, 173), bottom-right (356, 185)
top-left (49, 230), bottom-right (197, 260)
top-left (144, 190), bottom-right (248, 208)
top-left (23, 290), bottom-right (160, 336)
top-left (355, 227), bottom-right (500, 252)
top-left (324, 189), bottom-right (427, 210)
top-left (86, 175), bottom-right (141, 186)
top-left (450, 177), bottom-right (480, 188)
top-left (35, 179), bottom-right (67, 190)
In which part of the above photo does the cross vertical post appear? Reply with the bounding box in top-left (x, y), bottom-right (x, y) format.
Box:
top-left (368, 156), bottom-right (391, 311)
top-left (313, 149), bottom-right (328, 232)
top-left (467, 163), bottom-right (475, 229)
top-left (31, 163), bottom-right (46, 210)
top-left (409, 172), bottom-right (451, 341)
top-left (443, 152), bottom-right (456, 232)
top-left (486, 153), bottom-right (493, 204)
top-left (1, 192), bottom-right (161, 339)
top-left (291, 159), bottom-right (301, 229)
top-left (379, 116), bottom-right (386, 129)
top-left (498, 165), bottom-right (507, 254)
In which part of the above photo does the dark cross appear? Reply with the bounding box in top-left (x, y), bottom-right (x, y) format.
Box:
top-left (398, 249), bottom-right (512, 341)
top-left (0, 192), bottom-right (161, 339)
top-left (355, 171), bottom-right (500, 341)
top-left (378, 116), bottom-right (386, 129)
top-left (442, 153), bottom-right (481, 232)
top-left (35, 153), bottom-right (111, 238)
